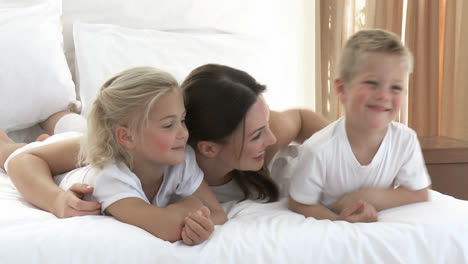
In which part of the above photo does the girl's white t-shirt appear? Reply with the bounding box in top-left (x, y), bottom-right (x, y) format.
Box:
top-left (5, 133), bottom-right (204, 212)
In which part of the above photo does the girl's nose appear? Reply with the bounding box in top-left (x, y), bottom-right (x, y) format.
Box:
top-left (177, 123), bottom-right (189, 139)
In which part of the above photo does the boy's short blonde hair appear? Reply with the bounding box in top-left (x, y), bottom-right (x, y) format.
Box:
top-left (79, 66), bottom-right (179, 169)
top-left (338, 29), bottom-right (413, 83)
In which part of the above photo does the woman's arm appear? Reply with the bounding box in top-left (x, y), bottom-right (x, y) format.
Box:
top-left (105, 195), bottom-right (206, 243)
top-left (266, 109), bottom-right (329, 164)
top-left (7, 137), bottom-right (100, 217)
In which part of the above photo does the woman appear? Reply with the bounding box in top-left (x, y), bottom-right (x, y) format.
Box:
top-left (3, 64), bottom-right (329, 218)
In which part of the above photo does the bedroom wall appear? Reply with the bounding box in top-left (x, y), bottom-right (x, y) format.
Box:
top-left (60, 0), bottom-right (315, 112)
top-left (4, 0), bottom-right (316, 143)
top-left (6, 0), bottom-right (315, 112)
top-left (186, 0), bottom-right (316, 111)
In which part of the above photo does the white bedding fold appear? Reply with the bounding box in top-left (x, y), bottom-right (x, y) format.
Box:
top-left (1, 171), bottom-right (468, 264)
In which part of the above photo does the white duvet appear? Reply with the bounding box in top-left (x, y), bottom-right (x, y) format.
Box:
top-left (1, 170), bottom-right (468, 264)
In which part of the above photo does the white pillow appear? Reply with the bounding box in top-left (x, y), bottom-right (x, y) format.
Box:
top-left (73, 22), bottom-right (274, 116)
top-left (0, 0), bottom-right (76, 132)
top-left (61, 0), bottom-right (195, 86)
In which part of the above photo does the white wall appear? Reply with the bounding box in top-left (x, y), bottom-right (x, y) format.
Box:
top-left (186, 0), bottom-right (315, 111)
top-left (9, 0), bottom-right (315, 111)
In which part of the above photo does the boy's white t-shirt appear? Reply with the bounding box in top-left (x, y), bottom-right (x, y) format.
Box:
top-left (289, 116), bottom-right (431, 208)
top-left (5, 133), bottom-right (204, 212)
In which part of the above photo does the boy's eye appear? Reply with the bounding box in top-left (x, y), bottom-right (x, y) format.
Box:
top-left (364, 80), bottom-right (378, 87)
top-left (391, 85), bottom-right (402, 92)
top-left (163, 123), bottom-right (173, 129)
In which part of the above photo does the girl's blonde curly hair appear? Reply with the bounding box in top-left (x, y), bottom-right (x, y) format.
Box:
top-left (79, 66), bottom-right (179, 170)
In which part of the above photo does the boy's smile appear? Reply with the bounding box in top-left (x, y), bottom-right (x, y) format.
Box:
top-left (366, 104), bottom-right (391, 112)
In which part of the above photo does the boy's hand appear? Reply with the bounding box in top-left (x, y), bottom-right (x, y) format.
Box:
top-left (332, 188), bottom-right (375, 213)
top-left (181, 206), bottom-right (214, 245)
top-left (337, 200), bottom-right (378, 223)
top-left (53, 183), bottom-right (101, 218)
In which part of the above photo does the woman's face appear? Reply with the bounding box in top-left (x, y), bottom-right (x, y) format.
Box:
top-left (217, 95), bottom-right (277, 171)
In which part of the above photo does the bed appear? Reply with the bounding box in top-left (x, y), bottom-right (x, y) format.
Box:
top-left (2, 0), bottom-right (468, 263)
top-left (2, 167), bottom-right (468, 263)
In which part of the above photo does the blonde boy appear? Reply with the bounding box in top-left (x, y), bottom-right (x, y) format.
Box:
top-left (288, 29), bottom-right (431, 222)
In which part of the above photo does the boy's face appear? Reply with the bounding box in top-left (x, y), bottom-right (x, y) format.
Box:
top-left (337, 52), bottom-right (408, 134)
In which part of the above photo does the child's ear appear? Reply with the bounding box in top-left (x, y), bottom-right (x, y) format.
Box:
top-left (197, 141), bottom-right (221, 158)
top-left (115, 126), bottom-right (136, 149)
top-left (335, 78), bottom-right (346, 101)
top-left (335, 78), bottom-right (345, 95)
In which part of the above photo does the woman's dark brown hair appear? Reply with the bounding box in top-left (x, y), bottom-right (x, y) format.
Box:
top-left (181, 64), bottom-right (279, 202)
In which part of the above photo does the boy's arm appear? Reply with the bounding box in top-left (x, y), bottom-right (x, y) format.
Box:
top-left (332, 187), bottom-right (429, 213)
top-left (289, 196), bottom-right (338, 220)
top-left (7, 137), bottom-right (100, 218)
top-left (266, 109), bottom-right (329, 164)
top-left (289, 196), bottom-right (378, 223)
top-left (105, 195), bottom-right (206, 243)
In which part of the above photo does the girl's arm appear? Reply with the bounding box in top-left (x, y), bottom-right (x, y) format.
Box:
top-left (179, 180), bottom-right (227, 245)
top-left (105, 181), bottom-right (226, 244)
top-left (332, 187), bottom-right (429, 213)
top-left (266, 109), bottom-right (329, 164)
top-left (105, 195), bottom-right (206, 243)
top-left (191, 180), bottom-right (228, 225)
top-left (7, 137), bottom-right (100, 217)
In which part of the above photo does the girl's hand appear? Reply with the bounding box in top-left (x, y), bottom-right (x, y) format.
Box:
top-left (53, 183), bottom-right (101, 218)
top-left (181, 206), bottom-right (214, 245)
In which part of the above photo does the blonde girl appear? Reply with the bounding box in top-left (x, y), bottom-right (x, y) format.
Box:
top-left (5, 67), bottom-right (227, 245)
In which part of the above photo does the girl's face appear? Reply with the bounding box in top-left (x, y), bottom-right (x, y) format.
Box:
top-left (217, 95), bottom-right (277, 171)
top-left (135, 89), bottom-right (188, 166)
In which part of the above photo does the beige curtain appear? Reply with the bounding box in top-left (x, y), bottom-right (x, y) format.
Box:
top-left (365, 0), bottom-right (404, 34)
top-left (405, 0), bottom-right (440, 137)
top-left (315, 0), bottom-right (347, 121)
top-left (405, 0), bottom-right (468, 140)
top-left (440, 0), bottom-right (468, 141)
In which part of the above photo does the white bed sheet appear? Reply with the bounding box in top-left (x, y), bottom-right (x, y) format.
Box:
top-left (1, 169), bottom-right (468, 264)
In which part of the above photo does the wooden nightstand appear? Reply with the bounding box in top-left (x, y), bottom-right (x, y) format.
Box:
top-left (419, 136), bottom-right (468, 200)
